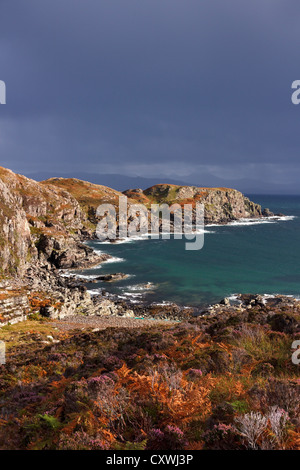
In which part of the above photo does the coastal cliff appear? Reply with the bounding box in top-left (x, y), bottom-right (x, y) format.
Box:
top-left (0, 167), bottom-right (122, 277)
top-left (0, 168), bottom-right (271, 278)
top-left (0, 167), bottom-right (274, 324)
top-left (124, 184), bottom-right (266, 224)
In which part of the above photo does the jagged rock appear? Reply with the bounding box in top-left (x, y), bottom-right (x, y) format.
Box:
top-left (117, 309), bottom-right (135, 318)
top-left (220, 297), bottom-right (230, 306)
top-left (262, 208), bottom-right (274, 217)
top-left (0, 291), bottom-right (29, 325)
top-left (93, 298), bottom-right (134, 317)
top-left (239, 294), bottom-right (265, 307)
top-left (95, 273), bottom-right (129, 282)
top-left (40, 306), bottom-right (57, 318)
top-left (124, 184), bottom-right (265, 224)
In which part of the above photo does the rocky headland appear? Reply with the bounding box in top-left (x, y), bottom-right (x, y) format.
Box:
top-left (124, 183), bottom-right (275, 224)
top-left (0, 166), bottom-right (282, 325)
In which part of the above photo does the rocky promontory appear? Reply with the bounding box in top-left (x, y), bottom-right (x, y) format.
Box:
top-left (0, 167), bottom-right (275, 277)
top-left (124, 184), bottom-right (271, 224)
top-left (0, 166), bottom-right (278, 325)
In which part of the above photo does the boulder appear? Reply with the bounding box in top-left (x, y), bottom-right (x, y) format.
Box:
top-left (95, 273), bottom-right (129, 282)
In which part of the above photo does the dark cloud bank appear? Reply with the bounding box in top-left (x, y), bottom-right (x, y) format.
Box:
top-left (0, 0), bottom-right (300, 193)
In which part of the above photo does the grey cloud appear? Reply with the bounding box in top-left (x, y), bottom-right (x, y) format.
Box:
top-left (0, 0), bottom-right (300, 192)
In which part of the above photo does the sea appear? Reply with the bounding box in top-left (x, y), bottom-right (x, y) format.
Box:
top-left (70, 195), bottom-right (300, 308)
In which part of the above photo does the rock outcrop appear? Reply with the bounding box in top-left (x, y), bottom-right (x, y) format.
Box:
top-left (0, 288), bottom-right (30, 326)
top-left (124, 184), bottom-right (267, 224)
top-left (94, 273), bottom-right (129, 282)
top-left (0, 167), bottom-right (122, 277)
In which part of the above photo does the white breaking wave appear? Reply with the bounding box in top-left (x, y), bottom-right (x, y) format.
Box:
top-left (116, 282), bottom-right (156, 304)
top-left (228, 219), bottom-right (275, 226)
top-left (102, 256), bottom-right (125, 264)
top-left (72, 274), bottom-right (100, 280)
top-left (273, 215), bottom-right (296, 221)
top-left (120, 292), bottom-right (144, 298)
top-left (96, 234), bottom-right (150, 245)
top-left (227, 292), bottom-right (300, 304)
top-left (87, 255), bottom-right (125, 270)
top-left (259, 293), bottom-right (300, 302)
top-left (227, 215), bottom-right (296, 227)
top-left (153, 301), bottom-right (173, 306)
top-left (87, 288), bottom-right (103, 296)
top-left (207, 215), bottom-right (296, 228)
top-left (92, 229), bottom-right (215, 246)
top-left (59, 271), bottom-right (100, 280)
top-left (117, 295), bottom-right (141, 304)
top-left (117, 293), bottom-right (144, 304)
top-left (120, 282), bottom-right (156, 292)
top-left (227, 294), bottom-right (239, 301)
top-left (59, 271), bottom-right (75, 278)
top-left (93, 249), bottom-right (104, 255)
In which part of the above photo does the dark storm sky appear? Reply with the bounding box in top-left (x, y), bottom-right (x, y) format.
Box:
top-left (0, 0), bottom-right (300, 193)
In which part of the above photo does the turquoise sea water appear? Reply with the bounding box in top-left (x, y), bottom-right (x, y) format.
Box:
top-left (75, 196), bottom-right (300, 308)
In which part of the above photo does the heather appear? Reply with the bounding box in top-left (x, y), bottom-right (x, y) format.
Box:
top-left (0, 304), bottom-right (299, 450)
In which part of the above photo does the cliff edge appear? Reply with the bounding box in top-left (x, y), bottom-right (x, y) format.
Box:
top-left (0, 168), bottom-right (273, 278)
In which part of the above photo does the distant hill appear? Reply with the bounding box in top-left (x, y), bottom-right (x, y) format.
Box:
top-left (24, 170), bottom-right (300, 195)
top-left (26, 171), bottom-right (192, 192)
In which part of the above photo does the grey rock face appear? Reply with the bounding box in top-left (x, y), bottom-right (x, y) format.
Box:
top-left (0, 291), bottom-right (29, 325)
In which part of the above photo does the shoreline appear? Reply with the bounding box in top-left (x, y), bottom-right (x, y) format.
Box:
top-left (0, 209), bottom-right (298, 326)
top-left (62, 212), bottom-right (297, 314)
